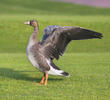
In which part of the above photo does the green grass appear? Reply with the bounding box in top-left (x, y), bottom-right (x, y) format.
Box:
top-left (0, 53), bottom-right (110, 100)
top-left (0, 0), bottom-right (110, 100)
top-left (0, 0), bottom-right (110, 15)
top-left (0, 15), bottom-right (109, 53)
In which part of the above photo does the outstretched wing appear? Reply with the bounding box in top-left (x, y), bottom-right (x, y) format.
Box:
top-left (40, 26), bottom-right (103, 60)
top-left (41, 25), bottom-right (61, 41)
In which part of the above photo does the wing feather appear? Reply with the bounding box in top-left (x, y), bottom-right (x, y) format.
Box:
top-left (40, 26), bottom-right (103, 60)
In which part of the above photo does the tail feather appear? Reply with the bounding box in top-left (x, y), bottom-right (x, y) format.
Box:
top-left (61, 71), bottom-right (70, 77)
top-left (46, 59), bottom-right (69, 77)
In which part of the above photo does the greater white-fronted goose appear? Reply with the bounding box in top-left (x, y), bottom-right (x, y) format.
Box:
top-left (24, 20), bottom-right (103, 85)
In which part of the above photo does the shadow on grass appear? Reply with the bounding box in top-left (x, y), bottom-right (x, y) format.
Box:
top-left (0, 68), bottom-right (63, 82)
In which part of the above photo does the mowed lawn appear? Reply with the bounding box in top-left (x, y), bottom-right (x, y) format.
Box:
top-left (0, 0), bottom-right (110, 100)
top-left (0, 53), bottom-right (110, 100)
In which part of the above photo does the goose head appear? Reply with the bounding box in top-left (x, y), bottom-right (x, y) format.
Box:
top-left (24, 20), bottom-right (38, 28)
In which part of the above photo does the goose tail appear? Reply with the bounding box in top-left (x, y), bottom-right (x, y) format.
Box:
top-left (61, 71), bottom-right (70, 77)
top-left (46, 59), bottom-right (70, 77)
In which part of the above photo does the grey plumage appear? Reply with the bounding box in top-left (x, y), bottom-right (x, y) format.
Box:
top-left (24, 20), bottom-right (103, 85)
top-left (40, 26), bottom-right (103, 60)
top-left (41, 25), bottom-right (61, 41)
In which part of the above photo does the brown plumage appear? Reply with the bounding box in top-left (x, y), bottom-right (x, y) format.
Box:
top-left (40, 26), bottom-right (103, 60)
top-left (24, 20), bottom-right (103, 85)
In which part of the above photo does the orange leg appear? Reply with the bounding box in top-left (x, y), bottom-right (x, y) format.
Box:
top-left (44, 73), bottom-right (48, 85)
top-left (40, 73), bottom-right (45, 84)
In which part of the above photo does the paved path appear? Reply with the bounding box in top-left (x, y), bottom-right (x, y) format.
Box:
top-left (58, 0), bottom-right (110, 8)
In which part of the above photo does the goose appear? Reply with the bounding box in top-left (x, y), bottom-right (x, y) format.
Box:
top-left (24, 20), bottom-right (103, 85)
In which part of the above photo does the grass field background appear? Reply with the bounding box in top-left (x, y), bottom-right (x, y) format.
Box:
top-left (0, 0), bottom-right (110, 100)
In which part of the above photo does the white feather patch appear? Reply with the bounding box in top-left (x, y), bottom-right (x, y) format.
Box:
top-left (46, 59), bottom-right (64, 76)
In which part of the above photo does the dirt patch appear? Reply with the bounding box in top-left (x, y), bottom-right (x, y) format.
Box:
top-left (56, 0), bottom-right (110, 8)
